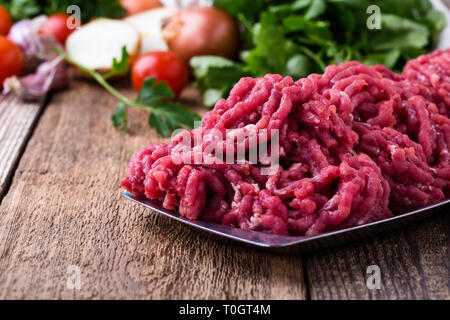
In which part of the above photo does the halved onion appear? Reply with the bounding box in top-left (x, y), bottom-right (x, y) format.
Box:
top-left (124, 7), bottom-right (177, 55)
top-left (66, 18), bottom-right (140, 73)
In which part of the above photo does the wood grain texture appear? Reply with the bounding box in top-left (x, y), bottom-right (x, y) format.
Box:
top-left (305, 208), bottom-right (450, 300)
top-left (0, 81), bottom-right (306, 300)
top-left (0, 95), bottom-right (43, 200)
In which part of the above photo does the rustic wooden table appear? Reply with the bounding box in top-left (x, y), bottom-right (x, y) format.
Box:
top-left (0, 79), bottom-right (448, 300)
top-left (0, 2), bottom-right (450, 298)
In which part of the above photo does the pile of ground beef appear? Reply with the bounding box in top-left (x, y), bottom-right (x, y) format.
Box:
top-left (122, 49), bottom-right (450, 236)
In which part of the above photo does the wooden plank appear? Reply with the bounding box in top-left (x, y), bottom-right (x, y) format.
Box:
top-left (0, 95), bottom-right (43, 200)
top-left (0, 80), bottom-right (307, 299)
top-left (305, 210), bottom-right (450, 299)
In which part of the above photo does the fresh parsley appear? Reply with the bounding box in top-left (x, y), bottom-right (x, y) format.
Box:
top-left (111, 102), bottom-right (127, 132)
top-left (1, 0), bottom-right (126, 22)
top-left (56, 47), bottom-right (200, 137)
top-left (102, 46), bottom-right (130, 80)
top-left (191, 56), bottom-right (246, 107)
top-left (192, 0), bottom-right (446, 107)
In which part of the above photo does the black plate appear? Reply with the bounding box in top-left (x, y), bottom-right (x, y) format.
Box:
top-left (123, 191), bottom-right (450, 253)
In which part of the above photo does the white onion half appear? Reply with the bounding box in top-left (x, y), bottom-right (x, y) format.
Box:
top-left (66, 18), bottom-right (140, 72)
top-left (124, 7), bottom-right (178, 54)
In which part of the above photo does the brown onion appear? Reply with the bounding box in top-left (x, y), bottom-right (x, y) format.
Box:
top-left (162, 7), bottom-right (239, 65)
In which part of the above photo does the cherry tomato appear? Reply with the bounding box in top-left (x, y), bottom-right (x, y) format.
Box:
top-left (0, 36), bottom-right (24, 86)
top-left (131, 51), bottom-right (187, 97)
top-left (0, 5), bottom-right (12, 36)
top-left (39, 13), bottom-right (76, 45)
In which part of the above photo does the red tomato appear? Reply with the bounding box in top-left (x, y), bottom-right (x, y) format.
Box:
top-left (39, 13), bottom-right (76, 45)
top-left (0, 36), bottom-right (24, 86)
top-left (0, 5), bottom-right (12, 36)
top-left (131, 51), bottom-right (187, 97)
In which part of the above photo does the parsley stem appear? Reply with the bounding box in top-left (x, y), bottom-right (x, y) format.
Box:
top-left (54, 47), bottom-right (156, 113)
top-left (53, 46), bottom-right (200, 137)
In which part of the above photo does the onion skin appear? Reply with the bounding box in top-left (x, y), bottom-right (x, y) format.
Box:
top-left (65, 18), bottom-right (140, 75)
top-left (162, 7), bottom-right (240, 65)
top-left (3, 56), bottom-right (67, 101)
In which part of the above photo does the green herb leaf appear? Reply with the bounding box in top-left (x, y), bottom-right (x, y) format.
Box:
top-left (363, 49), bottom-right (401, 69)
top-left (137, 78), bottom-right (201, 137)
top-left (45, 0), bottom-right (126, 22)
top-left (210, 0), bottom-right (443, 92)
top-left (191, 56), bottom-right (245, 107)
top-left (245, 12), bottom-right (300, 76)
top-left (304, 0), bottom-right (326, 19)
top-left (56, 46), bottom-right (200, 137)
top-left (1, 0), bottom-right (126, 22)
top-left (5, 0), bottom-right (41, 20)
top-left (154, 102), bottom-right (201, 130)
top-left (111, 102), bottom-right (127, 131)
top-left (136, 78), bottom-right (175, 106)
top-left (148, 112), bottom-right (170, 137)
top-left (102, 46), bottom-right (130, 80)
top-left (286, 54), bottom-right (311, 78)
top-left (368, 14), bottom-right (430, 51)
top-left (203, 88), bottom-right (226, 107)
top-left (422, 9), bottom-right (447, 33)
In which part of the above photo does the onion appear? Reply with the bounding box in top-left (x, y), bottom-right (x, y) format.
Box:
top-left (4, 15), bottom-right (69, 101)
top-left (124, 7), bottom-right (177, 55)
top-left (162, 7), bottom-right (239, 65)
top-left (66, 18), bottom-right (140, 73)
top-left (7, 16), bottom-right (55, 72)
top-left (8, 17), bottom-right (46, 58)
top-left (3, 56), bottom-right (67, 101)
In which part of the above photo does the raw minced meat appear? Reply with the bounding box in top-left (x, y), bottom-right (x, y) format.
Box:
top-left (122, 49), bottom-right (450, 236)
